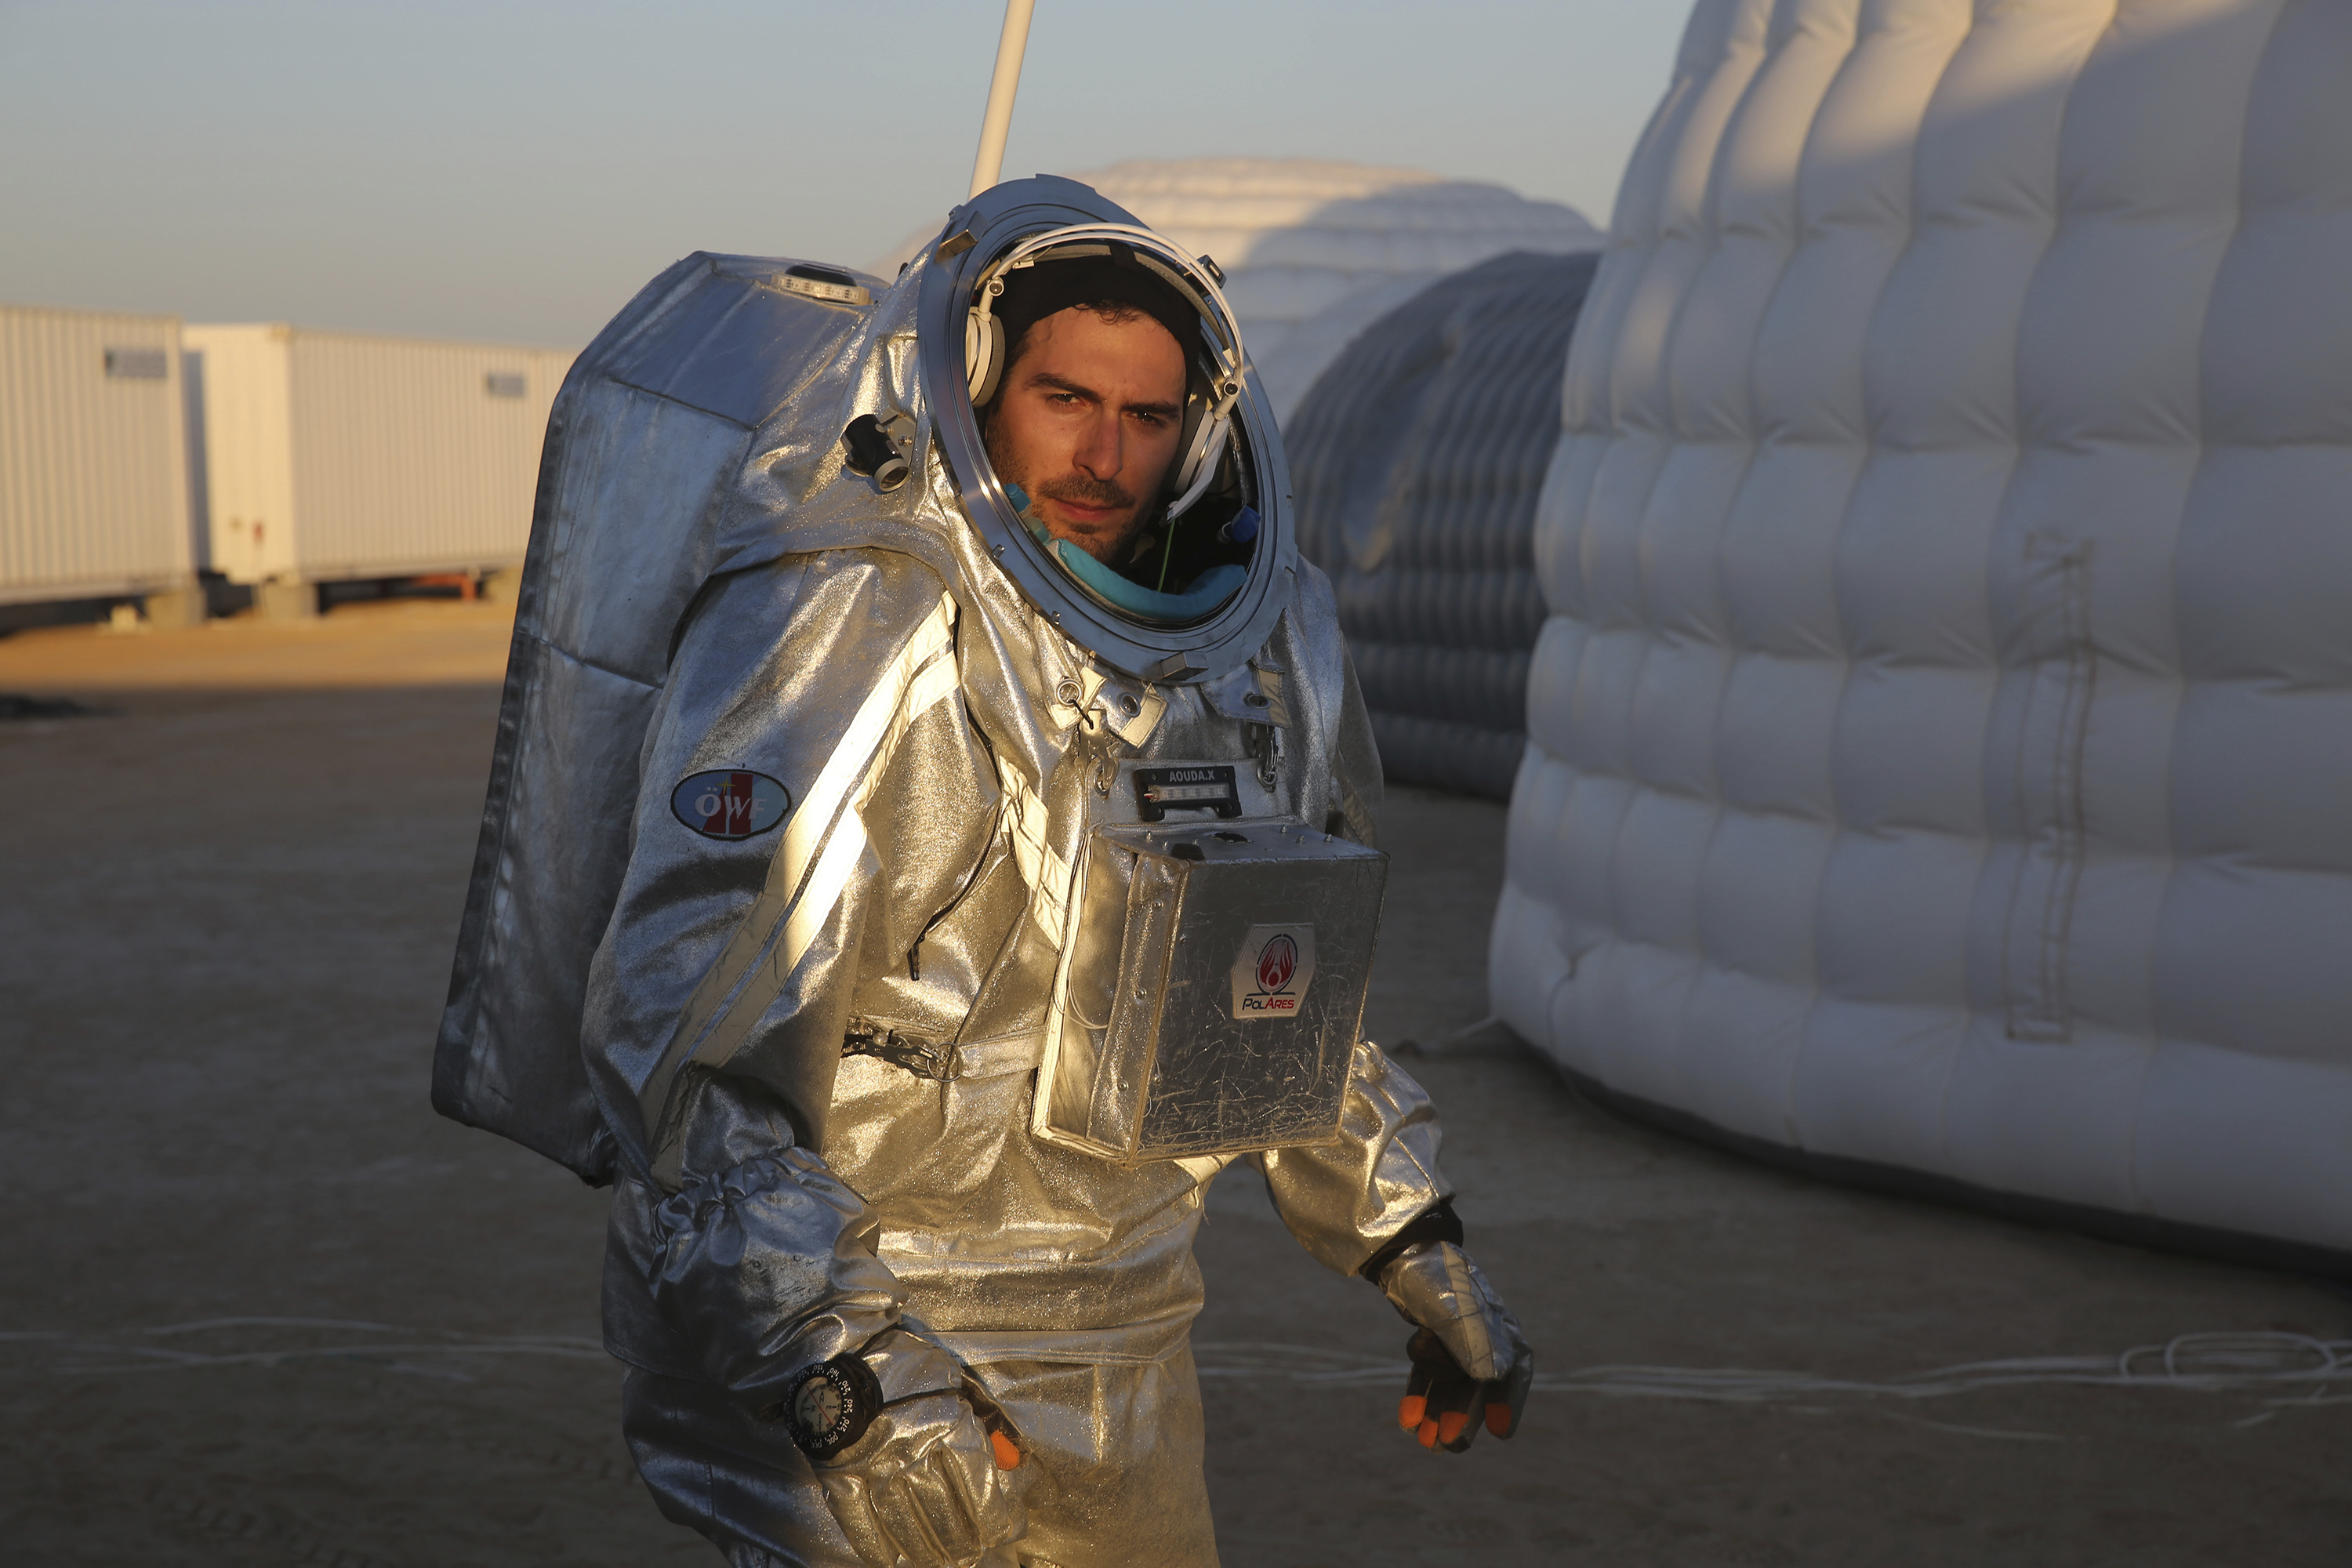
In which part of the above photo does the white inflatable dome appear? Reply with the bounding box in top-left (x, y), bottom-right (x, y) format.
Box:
top-left (1496, 0), bottom-right (2352, 1267)
top-left (879, 158), bottom-right (1600, 421)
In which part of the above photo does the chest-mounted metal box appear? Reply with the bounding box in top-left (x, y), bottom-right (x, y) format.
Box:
top-left (1034, 818), bottom-right (1388, 1166)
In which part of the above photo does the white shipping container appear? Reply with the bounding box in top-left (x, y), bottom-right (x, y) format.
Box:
top-left (183, 325), bottom-right (574, 586)
top-left (0, 303), bottom-right (194, 606)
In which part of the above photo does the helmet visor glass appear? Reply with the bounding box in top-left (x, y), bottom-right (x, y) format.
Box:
top-left (969, 236), bottom-right (1258, 628)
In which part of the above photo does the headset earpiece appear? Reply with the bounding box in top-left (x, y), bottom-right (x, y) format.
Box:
top-left (966, 308), bottom-right (1006, 405)
top-left (1166, 406), bottom-right (1232, 521)
top-left (960, 228), bottom-right (1246, 518)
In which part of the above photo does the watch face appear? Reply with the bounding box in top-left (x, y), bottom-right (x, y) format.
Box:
top-left (793, 1375), bottom-right (848, 1439)
top-left (785, 1359), bottom-right (875, 1459)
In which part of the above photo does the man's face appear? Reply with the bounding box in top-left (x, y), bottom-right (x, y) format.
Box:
top-left (982, 306), bottom-right (1187, 564)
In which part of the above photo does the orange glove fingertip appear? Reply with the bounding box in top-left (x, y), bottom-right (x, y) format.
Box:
top-left (1436, 1410), bottom-right (1470, 1445)
top-left (1397, 1394), bottom-right (1426, 1430)
top-left (1417, 1418), bottom-right (1439, 1449)
top-left (989, 1430), bottom-right (1022, 1470)
top-left (1485, 1403), bottom-right (1513, 1437)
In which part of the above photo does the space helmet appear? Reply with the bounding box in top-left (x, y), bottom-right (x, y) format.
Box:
top-left (919, 176), bottom-right (1294, 686)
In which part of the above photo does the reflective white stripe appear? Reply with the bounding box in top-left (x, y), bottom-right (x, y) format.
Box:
top-left (768, 811), bottom-right (872, 1007)
top-left (771, 594), bottom-right (957, 915)
top-left (893, 652), bottom-right (965, 776)
top-left (1175, 1153), bottom-right (1235, 1188)
top-left (672, 593), bottom-right (959, 1076)
top-left (951, 1036), bottom-right (1046, 1080)
top-left (999, 763), bottom-right (1072, 936)
top-left (756, 650), bottom-right (967, 1003)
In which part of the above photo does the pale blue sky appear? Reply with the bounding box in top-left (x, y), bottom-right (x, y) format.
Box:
top-left (0, 1), bottom-right (1686, 346)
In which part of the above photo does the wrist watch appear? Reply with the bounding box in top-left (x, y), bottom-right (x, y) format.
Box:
top-left (781, 1355), bottom-right (884, 1459)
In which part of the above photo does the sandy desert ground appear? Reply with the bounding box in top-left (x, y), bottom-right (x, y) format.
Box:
top-left (2, 599), bottom-right (2347, 1566)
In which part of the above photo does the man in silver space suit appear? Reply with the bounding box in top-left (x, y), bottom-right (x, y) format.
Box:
top-left (437, 177), bottom-right (1531, 1568)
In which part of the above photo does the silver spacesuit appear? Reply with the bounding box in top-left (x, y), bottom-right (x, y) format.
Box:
top-left (437, 176), bottom-right (1530, 1568)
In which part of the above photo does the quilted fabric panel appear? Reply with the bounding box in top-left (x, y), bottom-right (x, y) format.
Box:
top-left (1290, 250), bottom-right (1601, 797)
top-left (1496, 0), bottom-right (2352, 1254)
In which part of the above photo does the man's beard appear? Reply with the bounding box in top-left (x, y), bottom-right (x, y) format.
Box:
top-left (983, 414), bottom-right (1167, 565)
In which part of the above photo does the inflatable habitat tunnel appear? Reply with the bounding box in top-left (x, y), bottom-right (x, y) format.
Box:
top-left (1495, 0), bottom-right (2352, 1274)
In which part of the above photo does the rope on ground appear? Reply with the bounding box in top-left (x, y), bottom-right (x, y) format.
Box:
top-left (0, 1316), bottom-right (606, 1377)
top-left (9, 1320), bottom-right (2348, 1409)
top-left (1191, 1331), bottom-right (2352, 1405)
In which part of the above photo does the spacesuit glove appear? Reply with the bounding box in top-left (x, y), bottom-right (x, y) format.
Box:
top-left (781, 1327), bottom-right (1031, 1568)
top-left (1377, 1240), bottom-right (1534, 1453)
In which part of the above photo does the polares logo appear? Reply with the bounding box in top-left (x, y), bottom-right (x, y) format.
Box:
top-left (670, 769), bottom-right (791, 840)
top-left (1256, 934), bottom-right (1298, 996)
top-left (1230, 924), bottom-right (1316, 1021)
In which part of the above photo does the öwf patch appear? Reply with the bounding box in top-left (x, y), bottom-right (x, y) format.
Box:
top-left (671, 769), bottom-right (790, 840)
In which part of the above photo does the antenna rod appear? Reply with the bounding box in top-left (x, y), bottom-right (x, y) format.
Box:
top-left (968, 0), bottom-right (1036, 198)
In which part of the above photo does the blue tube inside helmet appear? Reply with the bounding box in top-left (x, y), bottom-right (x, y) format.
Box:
top-left (1005, 485), bottom-right (1245, 626)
